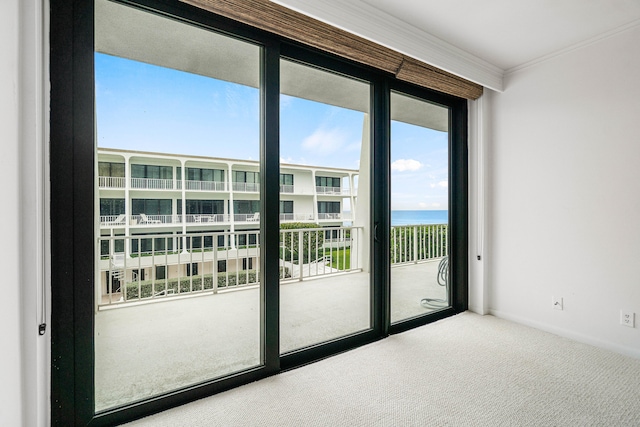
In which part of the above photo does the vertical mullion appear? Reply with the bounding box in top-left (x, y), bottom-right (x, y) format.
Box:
top-left (261, 40), bottom-right (280, 372)
top-left (372, 77), bottom-right (390, 336)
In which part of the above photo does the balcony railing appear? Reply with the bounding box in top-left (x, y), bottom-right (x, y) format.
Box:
top-left (131, 177), bottom-right (174, 190)
top-left (279, 213), bottom-right (314, 222)
top-left (185, 214), bottom-right (230, 224)
top-left (280, 184), bottom-right (294, 193)
top-left (97, 224), bottom-right (447, 307)
top-left (132, 214), bottom-right (181, 225)
top-left (390, 224), bottom-right (448, 264)
top-left (318, 212), bottom-right (342, 220)
top-left (232, 182), bottom-right (259, 192)
top-left (234, 213), bottom-right (260, 223)
top-left (99, 176), bottom-right (126, 188)
top-left (98, 225), bottom-right (362, 307)
top-left (316, 186), bottom-right (350, 195)
top-left (183, 180), bottom-right (226, 192)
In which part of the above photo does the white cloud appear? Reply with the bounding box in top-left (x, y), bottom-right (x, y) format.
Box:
top-left (391, 159), bottom-right (423, 172)
top-left (430, 181), bottom-right (448, 188)
top-left (418, 202), bottom-right (428, 208)
top-left (302, 128), bottom-right (349, 156)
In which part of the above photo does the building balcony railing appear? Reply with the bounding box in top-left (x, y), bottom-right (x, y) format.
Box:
top-left (131, 177), bottom-right (175, 190)
top-left (316, 186), bottom-right (350, 195)
top-left (279, 213), bottom-right (314, 222)
top-left (318, 212), bottom-right (342, 220)
top-left (232, 182), bottom-right (259, 192)
top-left (182, 180), bottom-right (227, 192)
top-left (185, 214), bottom-right (230, 224)
top-left (99, 176), bottom-right (126, 188)
top-left (234, 213), bottom-right (260, 223)
top-left (280, 184), bottom-right (294, 193)
top-left (98, 225), bottom-right (364, 307)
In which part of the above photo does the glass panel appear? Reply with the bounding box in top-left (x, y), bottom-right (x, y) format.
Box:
top-left (94, 0), bottom-right (261, 411)
top-left (279, 59), bottom-right (370, 353)
top-left (389, 91), bottom-right (450, 323)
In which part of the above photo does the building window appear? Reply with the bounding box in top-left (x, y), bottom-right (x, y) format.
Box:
top-left (317, 201), bottom-right (341, 220)
top-left (234, 200), bottom-right (260, 214)
top-left (132, 269), bottom-right (145, 281)
top-left (132, 199), bottom-right (172, 215)
top-left (131, 164), bottom-right (173, 180)
top-left (280, 200), bottom-right (293, 214)
top-left (155, 265), bottom-right (166, 280)
top-left (99, 198), bottom-right (125, 216)
top-left (217, 260), bottom-right (227, 273)
top-left (242, 258), bottom-right (253, 270)
top-left (316, 176), bottom-right (341, 188)
top-left (98, 161), bottom-right (125, 177)
top-left (180, 199), bottom-right (224, 215)
top-left (185, 167), bottom-right (225, 182)
top-left (186, 263), bottom-right (198, 276)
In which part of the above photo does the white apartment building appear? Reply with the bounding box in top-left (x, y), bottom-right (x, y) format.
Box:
top-left (97, 147), bottom-right (359, 298)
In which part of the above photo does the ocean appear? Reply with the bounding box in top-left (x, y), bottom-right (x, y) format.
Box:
top-left (391, 210), bottom-right (448, 226)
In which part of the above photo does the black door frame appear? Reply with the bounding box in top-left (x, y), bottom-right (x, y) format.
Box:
top-left (50, 0), bottom-right (467, 425)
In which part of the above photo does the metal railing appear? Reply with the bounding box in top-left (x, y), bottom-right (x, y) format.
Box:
top-left (316, 186), bottom-right (350, 195)
top-left (280, 184), bottom-right (294, 193)
top-left (318, 212), bottom-right (342, 220)
top-left (185, 214), bottom-right (230, 224)
top-left (279, 213), bottom-right (314, 222)
top-left (183, 180), bottom-right (226, 191)
top-left (98, 176), bottom-right (126, 188)
top-left (232, 182), bottom-right (259, 192)
top-left (98, 226), bottom-right (363, 307)
top-left (131, 177), bottom-right (174, 190)
top-left (390, 224), bottom-right (448, 265)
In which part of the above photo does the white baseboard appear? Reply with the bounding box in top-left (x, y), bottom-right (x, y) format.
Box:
top-left (489, 309), bottom-right (640, 359)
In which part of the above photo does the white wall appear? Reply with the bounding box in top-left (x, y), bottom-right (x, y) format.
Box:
top-left (0, 0), bottom-right (24, 425)
top-left (1, 0), bottom-right (49, 425)
top-left (486, 25), bottom-right (640, 357)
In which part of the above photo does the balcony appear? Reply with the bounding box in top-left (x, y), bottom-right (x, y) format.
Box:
top-left (232, 182), bottom-right (259, 192)
top-left (131, 177), bottom-right (175, 190)
top-left (182, 180), bottom-right (226, 192)
top-left (280, 184), bottom-right (295, 193)
top-left (316, 186), bottom-right (350, 196)
top-left (279, 213), bottom-right (314, 222)
top-left (95, 224), bottom-right (447, 410)
top-left (98, 176), bottom-right (126, 189)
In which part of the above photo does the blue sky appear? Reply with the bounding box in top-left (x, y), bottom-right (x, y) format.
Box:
top-left (95, 53), bottom-right (448, 210)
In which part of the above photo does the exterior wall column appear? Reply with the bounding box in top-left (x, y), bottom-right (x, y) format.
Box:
top-left (180, 159), bottom-right (188, 254)
top-left (353, 114), bottom-right (370, 272)
top-left (228, 163), bottom-right (235, 249)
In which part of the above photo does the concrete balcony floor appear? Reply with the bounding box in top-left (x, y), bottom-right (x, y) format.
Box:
top-left (95, 259), bottom-right (447, 411)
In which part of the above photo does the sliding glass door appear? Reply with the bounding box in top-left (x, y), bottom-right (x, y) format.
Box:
top-left (94, 0), bottom-right (263, 410)
top-left (279, 59), bottom-right (371, 354)
top-left (51, 1), bottom-right (467, 423)
top-left (389, 92), bottom-right (451, 324)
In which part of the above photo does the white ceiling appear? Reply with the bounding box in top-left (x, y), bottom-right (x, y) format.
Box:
top-left (359, 0), bottom-right (640, 71)
top-left (273, 0), bottom-right (640, 90)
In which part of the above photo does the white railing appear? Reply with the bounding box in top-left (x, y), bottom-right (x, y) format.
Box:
top-left (97, 226), bottom-right (362, 307)
top-left (185, 214), bottom-right (230, 224)
top-left (390, 224), bottom-right (448, 265)
top-left (131, 177), bottom-right (174, 190)
top-left (318, 213), bottom-right (342, 220)
top-left (184, 180), bottom-right (226, 192)
top-left (232, 182), bottom-right (259, 192)
top-left (234, 213), bottom-right (260, 223)
top-left (98, 176), bottom-right (126, 188)
top-left (100, 215), bottom-right (126, 226)
top-left (280, 213), bottom-right (314, 222)
top-left (132, 214), bottom-right (181, 225)
top-left (316, 186), bottom-right (350, 195)
top-left (280, 184), bottom-right (294, 193)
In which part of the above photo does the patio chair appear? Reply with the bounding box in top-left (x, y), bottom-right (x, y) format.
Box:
top-left (139, 213), bottom-right (161, 224)
top-left (102, 213), bottom-right (126, 226)
top-left (420, 256), bottom-right (449, 309)
top-left (247, 212), bottom-right (260, 222)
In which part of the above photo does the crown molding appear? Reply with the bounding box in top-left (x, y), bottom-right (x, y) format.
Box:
top-left (271, 0), bottom-right (504, 92)
top-left (505, 18), bottom-right (640, 75)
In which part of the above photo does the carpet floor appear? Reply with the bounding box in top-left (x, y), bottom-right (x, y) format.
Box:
top-left (124, 312), bottom-right (640, 426)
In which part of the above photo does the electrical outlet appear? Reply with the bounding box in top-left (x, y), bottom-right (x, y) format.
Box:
top-left (552, 296), bottom-right (563, 310)
top-left (620, 310), bottom-right (635, 328)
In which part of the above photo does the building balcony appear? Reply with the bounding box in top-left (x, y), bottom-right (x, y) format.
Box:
top-left (131, 177), bottom-right (175, 190)
top-left (279, 213), bottom-right (314, 222)
top-left (181, 180), bottom-right (227, 192)
top-left (99, 176), bottom-right (126, 189)
top-left (232, 182), bottom-right (259, 192)
top-left (316, 186), bottom-right (350, 196)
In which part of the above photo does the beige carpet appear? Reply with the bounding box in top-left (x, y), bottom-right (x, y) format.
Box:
top-left (124, 312), bottom-right (640, 426)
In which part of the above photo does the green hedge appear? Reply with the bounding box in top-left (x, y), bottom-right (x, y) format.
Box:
top-left (125, 271), bottom-right (257, 300)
